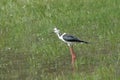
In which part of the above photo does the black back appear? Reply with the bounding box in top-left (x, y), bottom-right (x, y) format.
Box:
top-left (63, 34), bottom-right (88, 43)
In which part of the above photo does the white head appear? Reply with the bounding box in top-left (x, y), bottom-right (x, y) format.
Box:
top-left (54, 28), bottom-right (60, 34)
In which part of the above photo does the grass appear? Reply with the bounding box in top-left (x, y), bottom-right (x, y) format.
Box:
top-left (0, 0), bottom-right (120, 80)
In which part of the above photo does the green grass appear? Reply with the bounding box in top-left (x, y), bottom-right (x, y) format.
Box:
top-left (0, 0), bottom-right (120, 80)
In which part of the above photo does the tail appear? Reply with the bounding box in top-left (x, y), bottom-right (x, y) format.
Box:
top-left (79, 40), bottom-right (89, 44)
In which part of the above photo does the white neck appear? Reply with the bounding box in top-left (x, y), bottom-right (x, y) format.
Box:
top-left (56, 32), bottom-right (61, 39)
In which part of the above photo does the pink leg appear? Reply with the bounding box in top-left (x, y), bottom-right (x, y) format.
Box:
top-left (69, 46), bottom-right (76, 70)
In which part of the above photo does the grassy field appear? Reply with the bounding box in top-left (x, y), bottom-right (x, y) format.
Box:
top-left (0, 0), bottom-right (120, 80)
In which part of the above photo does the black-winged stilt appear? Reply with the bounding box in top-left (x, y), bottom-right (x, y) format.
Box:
top-left (54, 28), bottom-right (88, 70)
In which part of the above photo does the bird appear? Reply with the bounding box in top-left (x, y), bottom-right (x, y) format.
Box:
top-left (54, 28), bottom-right (88, 46)
top-left (54, 27), bottom-right (88, 70)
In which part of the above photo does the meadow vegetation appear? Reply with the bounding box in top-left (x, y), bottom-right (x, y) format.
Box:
top-left (0, 0), bottom-right (120, 80)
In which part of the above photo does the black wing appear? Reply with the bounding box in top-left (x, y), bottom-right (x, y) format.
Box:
top-left (63, 34), bottom-right (88, 44)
